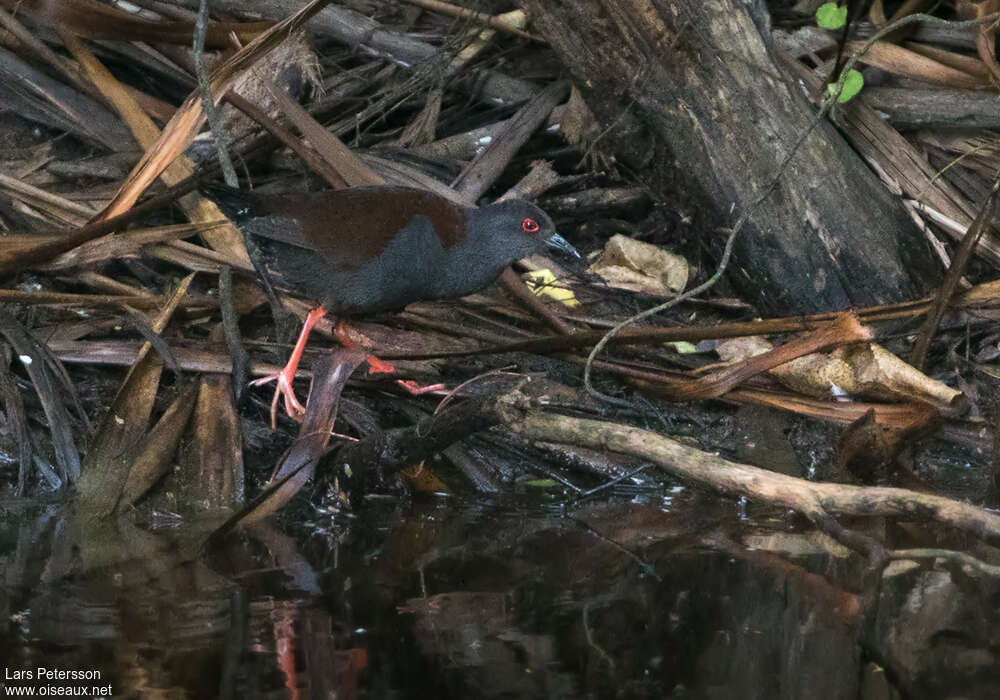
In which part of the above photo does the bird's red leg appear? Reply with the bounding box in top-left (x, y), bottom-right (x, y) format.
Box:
top-left (334, 321), bottom-right (446, 395)
top-left (252, 306), bottom-right (326, 426)
top-left (334, 321), bottom-right (396, 374)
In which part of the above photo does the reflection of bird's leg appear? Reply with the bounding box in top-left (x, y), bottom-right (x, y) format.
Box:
top-left (272, 601), bottom-right (300, 700)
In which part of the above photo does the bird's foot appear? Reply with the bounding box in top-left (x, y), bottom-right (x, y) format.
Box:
top-left (365, 355), bottom-right (445, 394)
top-left (251, 367), bottom-right (305, 428)
top-left (365, 354), bottom-right (396, 375)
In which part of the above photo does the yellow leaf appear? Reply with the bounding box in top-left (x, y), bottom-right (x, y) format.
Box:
top-left (523, 269), bottom-right (579, 307)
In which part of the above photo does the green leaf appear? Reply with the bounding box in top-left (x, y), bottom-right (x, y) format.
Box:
top-left (837, 69), bottom-right (864, 102)
top-left (816, 2), bottom-right (847, 29)
top-left (664, 341), bottom-right (699, 354)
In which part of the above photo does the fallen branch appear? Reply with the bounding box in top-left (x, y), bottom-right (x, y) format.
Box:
top-left (508, 408), bottom-right (1000, 545)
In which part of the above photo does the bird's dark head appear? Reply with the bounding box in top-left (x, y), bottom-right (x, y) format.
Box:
top-left (473, 199), bottom-right (578, 259)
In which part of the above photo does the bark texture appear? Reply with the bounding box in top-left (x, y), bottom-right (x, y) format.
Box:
top-left (522, 0), bottom-right (940, 313)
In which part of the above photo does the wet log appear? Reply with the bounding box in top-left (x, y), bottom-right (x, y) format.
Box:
top-left (521, 0), bottom-right (941, 313)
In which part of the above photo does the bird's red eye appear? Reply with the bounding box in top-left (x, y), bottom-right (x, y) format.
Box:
top-left (522, 217), bottom-right (540, 234)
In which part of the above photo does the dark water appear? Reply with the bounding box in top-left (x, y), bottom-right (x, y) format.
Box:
top-left (2, 490), bottom-right (999, 699)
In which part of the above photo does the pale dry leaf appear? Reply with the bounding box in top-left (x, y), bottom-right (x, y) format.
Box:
top-left (587, 233), bottom-right (688, 295)
top-left (716, 335), bottom-right (772, 362)
top-left (717, 336), bottom-right (965, 411)
top-left (549, 84), bottom-right (599, 147)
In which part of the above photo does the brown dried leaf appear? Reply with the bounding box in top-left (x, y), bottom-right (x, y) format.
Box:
top-left (41, 222), bottom-right (230, 270)
top-left (672, 313), bottom-right (871, 400)
top-left (76, 274), bottom-right (194, 520)
top-left (725, 387), bottom-right (944, 429)
top-left (903, 42), bottom-right (992, 81)
top-left (118, 382), bottom-right (199, 509)
top-left (549, 84), bottom-right (599, 147)
top-left (845, 40), bottom-right (988, 89)
top-left (718, 336), bottom-right (967, 413)
top-left (587, 234), bottom-right (688, 294)
top-left (179, 375), bottom-right (246, 511)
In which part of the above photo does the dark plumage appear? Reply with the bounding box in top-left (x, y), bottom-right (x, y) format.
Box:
top-left (201, 183), bottom-right (576, 314)
top-left (200, 182), bottom-right (578, 423)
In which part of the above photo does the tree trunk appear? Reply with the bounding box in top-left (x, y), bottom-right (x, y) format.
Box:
top-left (521, 0), bottom-right (940, 314)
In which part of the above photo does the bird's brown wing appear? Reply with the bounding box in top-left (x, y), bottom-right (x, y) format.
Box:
top-left (232, 186), bottom-right (469, 268)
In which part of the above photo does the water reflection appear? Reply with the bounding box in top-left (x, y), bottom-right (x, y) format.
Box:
top-left (2, 493), bottom-right (999, 699)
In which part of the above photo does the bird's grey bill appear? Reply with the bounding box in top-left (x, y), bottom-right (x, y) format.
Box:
top-left (546, 232), bottom-right (580, 258)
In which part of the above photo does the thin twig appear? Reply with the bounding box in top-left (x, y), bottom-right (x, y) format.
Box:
top-left (193, 0), bottom-right (238, 186)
